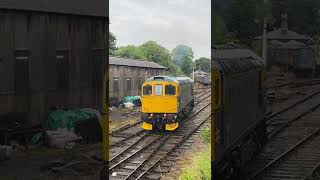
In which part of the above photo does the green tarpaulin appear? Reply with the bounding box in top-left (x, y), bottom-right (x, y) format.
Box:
top-left (31, 108), bottom-right (99, 144)
top-left (124, 96), bottom-right (141, 103)
top-left (46, 109), bottom-right (97, 132)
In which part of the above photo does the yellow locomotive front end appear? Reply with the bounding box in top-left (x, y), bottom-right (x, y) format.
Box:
top-left (141, 76), bottom-right (180, 131)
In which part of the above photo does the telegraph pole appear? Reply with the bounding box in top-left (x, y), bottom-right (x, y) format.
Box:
top-left (262, 0), bottom-right (268, 65)
top-left (262, 17), bottom-right (267, 65)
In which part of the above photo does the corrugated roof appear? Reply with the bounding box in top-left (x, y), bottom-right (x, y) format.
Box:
top-left (109, 56), bottom-right (168, 69)
top-left (212, 48), bottom-right (262, 61)
top-left (255, 29), bottom-right (309, 40)
top-left (0, 0), bottom-right (108, 17)
top-left (212, 48), bottom-right (263, 75)
top-left (271, 40), bottom-right (306, 49)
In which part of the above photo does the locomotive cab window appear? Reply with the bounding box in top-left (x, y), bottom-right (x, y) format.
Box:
top-left (143, 85), bottom-right (152, 95)
top-left (154, 84), bottom-right (163, 95)
top-left (165, 85), bottom-right (176, 95)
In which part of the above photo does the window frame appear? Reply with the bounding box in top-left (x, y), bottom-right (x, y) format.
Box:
top-left (143, 84), bottom-right (152, 95)
top-left (154, 84), bottom-right (163, 96)
top-left (126, 77), bottom-right (132, 91)
top-left (165, 84), bottom-right (176, 95)
top-left (113, 77), bottom-right (119, 93)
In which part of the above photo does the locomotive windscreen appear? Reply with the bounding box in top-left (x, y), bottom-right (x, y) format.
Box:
top-left (154, 85), bottom-right (163, 95)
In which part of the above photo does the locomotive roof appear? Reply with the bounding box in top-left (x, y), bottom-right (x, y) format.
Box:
top-left (146, 76), bottom-right (193, 84)
top-left (212, 48), bottom-right (264, 75)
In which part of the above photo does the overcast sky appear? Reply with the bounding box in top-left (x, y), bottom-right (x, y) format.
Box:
top-left (110, 0), bottom-right (211, 59)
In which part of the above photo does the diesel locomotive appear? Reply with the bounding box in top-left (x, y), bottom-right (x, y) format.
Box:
top-left (212, 47), bottom-right (267, 179)
top-left (141, 76), bottom-right (194, 131)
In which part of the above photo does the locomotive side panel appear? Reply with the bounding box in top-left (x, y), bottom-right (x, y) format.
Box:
top-left (213, 47), bottom-right (267, 177)
top-left (178, 82), bottom-right (194, 112)
top-left (223, 70), bottom-right (262, 148)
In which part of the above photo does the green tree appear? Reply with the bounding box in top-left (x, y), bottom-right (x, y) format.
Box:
top-left (270, 0), bottom-right (320, 35)
top-left (228, 0), bottom-right (261, 46)
top-left (112, 40), bottom-right (186, 76)
top-left (109, 32), bottom-right (117, 55)
top-left (138, 41), bottom-right (171, 67)
top-left (168, 62), bottom-right (184, 76)
top-left (212, 13), bottom-right (234, 44)
top-left (180, 57), bottom-right (194, 77)
top-left (171, 45), bottom-right (194, 67)
top-left (114, 45), bottom-right (145, 59)
top-left (195, 57), bottom-right (211, 73)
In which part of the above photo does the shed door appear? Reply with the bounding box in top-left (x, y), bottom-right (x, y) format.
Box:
top-left (14, 50), bottom-right (30, 95)
top-left (56, 50), bottom-right (69, 91)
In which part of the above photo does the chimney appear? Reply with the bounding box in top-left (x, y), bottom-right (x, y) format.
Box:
top-left (280, 13), bottom-right (288, 34)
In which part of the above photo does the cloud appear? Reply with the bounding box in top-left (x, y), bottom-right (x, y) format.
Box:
top-left (110, 0), bottom-right (211, 59)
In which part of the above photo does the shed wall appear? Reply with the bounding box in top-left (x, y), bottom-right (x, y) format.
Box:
top-left (0, 10), bottom-right (107, 125)
top-left (109, 65), bottom-right (168, 100)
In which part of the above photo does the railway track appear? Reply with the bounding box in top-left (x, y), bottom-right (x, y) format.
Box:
top-left (245, 88), bottom-right (320, 179)
top-left (247, 128), bottom-right (320, 179)
top-left (108, 97), bottom-right (211, 180)
top-left (109, 89), bottom-right (211, 148)
top-left (265, 88), bottom-right (320, 137)
top-left (194, 89), bottom-right (211, 99)
top-left (266, 79), bottom-right (320, 90)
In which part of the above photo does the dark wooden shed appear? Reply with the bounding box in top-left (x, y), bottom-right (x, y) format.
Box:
top-left (0, 0), bottom-right (108, 127)
top-left (109, 57), bottom-right (168, 100)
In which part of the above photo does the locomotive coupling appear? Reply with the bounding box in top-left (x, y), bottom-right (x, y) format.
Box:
top-left (141, 113), bottom-right (179, 131)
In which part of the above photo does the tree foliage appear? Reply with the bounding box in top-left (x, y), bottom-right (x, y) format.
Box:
top-left (114, 45), bottom-right (145, 59)
top-left (139, 41), bottom-right (171, 67)
top-left (171, 45), bottom-right (194, 66)
top-left (212, 13), bottom-right (234, 44)
top-left (109, 32), bottom-right (117, 55)
top-left (110, 34), bottom-right (196, 77)
top-left (227, 0), bottom-right (262, 46)
top-left (171, 45), bottom-right (195, 76)
top-left (168, 63), bottom-right (184, 76)
top-left (195, 57), bottom-right (211, 73)
top-left (270, 0), bottom-right (320, 35)
top-left (181, 57), bottom-right (194, 77)
top-left (216, 0), bottom-right (320, 46)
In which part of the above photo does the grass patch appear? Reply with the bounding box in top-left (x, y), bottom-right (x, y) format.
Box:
top-left (179, 144), bottom-right (211, 180)
top-left (200, 127), bottom-right (211, 143)
top-left (179, 127), bottom-right (211, 180)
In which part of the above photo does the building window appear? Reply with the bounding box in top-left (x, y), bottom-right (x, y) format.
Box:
top-left (113, 78), bottom-right (119, 92)
top-left (92, 49), bottom-right (103, 88)
top-left (137, 77), bottom-right (142, 91)
top-left (126, 78), bottom-right (131, 91)
top-left (154, 84), bottom-right (163, 96)
top-left (165, 85), bottom-right (176, 95)
top-left (56, 50), bottom-right (69, 91)
top-left (14, 49), bottom-right (30, 94)
top-left (143, 85), bottom-right (152, 95)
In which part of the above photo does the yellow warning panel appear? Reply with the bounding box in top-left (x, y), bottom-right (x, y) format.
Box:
top-left (141, 122), bottom-right (153, 130)
top-left (165, 122), bottom-right (179, 131)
